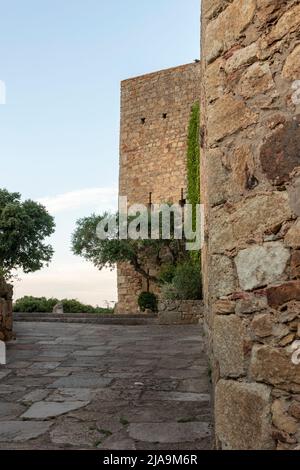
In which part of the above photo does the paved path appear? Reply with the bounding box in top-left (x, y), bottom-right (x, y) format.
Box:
top-left (0, 322), bottom-right (212, 450)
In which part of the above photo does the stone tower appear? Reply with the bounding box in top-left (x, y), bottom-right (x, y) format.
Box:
top-left (117, 63), bottom-right (200, 314)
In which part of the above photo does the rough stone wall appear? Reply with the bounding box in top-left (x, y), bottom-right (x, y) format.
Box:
top-left (0, 280), bottom-right (13, 341)
top-left (117, 63), bottom-right (200, 314)
top-left (201, 0), bottom-right (300, 450)
top-left (158, 300), bottom-right (204, 325)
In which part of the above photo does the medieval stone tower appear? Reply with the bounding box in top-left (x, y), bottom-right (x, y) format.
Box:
top-left (117, 63), bottom-right (200, 314)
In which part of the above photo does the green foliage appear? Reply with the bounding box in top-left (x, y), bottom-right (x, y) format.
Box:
top-left (161, 261), bottom-right (202, 301)
top-left (13, 296), bottom-right (112, 314)
top-left (158, 263), bottom-right (177, 284)
top-left (72, 212), bottom-right (186, 284)
top-left (0, 188), bottom-right (55, 280)
top-left (138, 292), bottom-right (158, 312)
top-left (187, 102), bottom-right (200, 230)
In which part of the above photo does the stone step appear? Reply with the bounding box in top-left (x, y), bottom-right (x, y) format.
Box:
top-left (13, 312), bottom-right (157, 325)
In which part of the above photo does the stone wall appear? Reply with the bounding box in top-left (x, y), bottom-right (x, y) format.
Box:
top-left (158, 300), bottom-right (203, 325)
top-left (117, 63), bottom-right (200, 314)
top-left (0, 279), bottom-right (13, 341)
top-left (201, 0), bottom-right (300, 450)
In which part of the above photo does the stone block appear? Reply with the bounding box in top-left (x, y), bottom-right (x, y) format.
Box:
top-left (235, 242), bottom-right (290, 291)
top-left (213, 315), bottom-right (246, 377)
top-left (250, 345), bottom-right (300, 392)
top-left (282, 45), bottom-right (300, 81)
top-left (215, 380), bottom-right (273, 450)
top-left (210, 255), bottom-right (236, 299)
top-left (237, 62), bottom-right (275, 99)
top-left (267, 281), bottom-right (300, 308)
top-left (260, 115), bottom-right (300, 186)
top-left (205, 0), bottom-right (256, 63)
top-left (207, 95), bottom-right (258, 146)
top-left (211, 193), bottom-right (291, 253)
top-left (285, 220), bottom-right (300, 248)
top-left (224, 43), bottom-right (259, 74)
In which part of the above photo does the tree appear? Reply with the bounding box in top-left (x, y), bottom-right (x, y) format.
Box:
top-left (72, 212), bottom-right (187, 284)
top-left (0, 188), bottom-right (55, 280)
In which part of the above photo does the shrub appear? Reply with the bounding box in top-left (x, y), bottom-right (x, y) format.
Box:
top-left (158, 263), bottom-right (177, 285)
top-left (161, 262), bottom-right (202, 300)
top-left (13, 296), bottom-right (58, 313)
top-left (13, 296), bottom-right (112, 314)
top-left (138, 292), bottom-right (158, 313)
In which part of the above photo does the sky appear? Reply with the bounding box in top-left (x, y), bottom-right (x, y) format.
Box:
top-left (0, 0), bottom-right (200, 306)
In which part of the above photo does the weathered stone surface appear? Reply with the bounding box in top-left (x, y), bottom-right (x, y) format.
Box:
top-left (290, 250), bottom-right (300, 279)
top-left (251, 314), bottom-right (274, 338)
top-left (128, 422), bottom-right (211, 444)
top-left (206, 148), bottom-right (228, 205)
top-left (46, 388), bottom-right (96, 403)
top-left (50, 419), bottom-right (103, 447)
top-left (210, 255), bottom-right (236, 298)
top-left (141, 391), bottom-right (210, 403)
top-left (272, 399), bottom-right (298, 434)
top-left (205, 0), bottom-right (256, 62)
top-left (158, 301), bottom-right (203, 325)
top-left (237, 62), bottom-right (275, 99)
top-left (250, 346), bottom-right (300, 392)
top-left (230, 145), bottom-right (256, 194)
top-left (235, 295), bottom-right (268, 314)
top-left (235, 242), bottom-right (290, 291)
top-left (202, 0), bottom-right (226, 20)
top-left (211, 193), bottom-right (291, 253)
top-left (260, 116), bottom-right (300, 185)
top-left (48, 374), bottom-right (112, 389)
top-left (264, 4), bottom-right (300, 45)
top-left (288, 177), bottom-right (300, 218)
top-left (20, 389), bottom-right (50, 404)
top-left (289, 401), bottom-right (300, 420)
top-left (207, 95), bottom-right (258, 146)
top-left (205, 59), bottom-right (226, 102)
top-left (282, 45), bottom-right (300, 81)
top-left (285, 220), bottom-right (300, 248)
top-left (267, 281), bottom-right (300, 308)
top-left (0, 421), bottom-right (52, 442)
top-left (225, 43), bottom-right (258, 74)
top-left (0, 280), bottom-right (14, 342)
top-left (21, 401), bottom-right (90, 420)
top-left (256, 0), bottom-right (286, 23)
top-left (213, 299), bottom-right (236, 315)
top-left (0, 402), bottom-right (25, 419)
top-left (214, 315), bottom-right (246, 377)
top-left (215, 380), bottom-right (273, 450)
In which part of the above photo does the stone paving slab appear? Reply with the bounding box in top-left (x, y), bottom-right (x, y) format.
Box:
top-left (0, 322), bottom-right (212, 450)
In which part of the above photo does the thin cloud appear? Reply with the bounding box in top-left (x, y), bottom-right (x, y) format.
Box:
top-left (38, 187), bottom-right (118, 215)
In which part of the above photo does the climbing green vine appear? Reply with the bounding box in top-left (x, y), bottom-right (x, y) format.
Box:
top-left (187, 101), bottom-right (200, 230)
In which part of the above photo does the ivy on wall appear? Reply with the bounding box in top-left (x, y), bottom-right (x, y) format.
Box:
top-left (187, 101), bottom-right (200, 229)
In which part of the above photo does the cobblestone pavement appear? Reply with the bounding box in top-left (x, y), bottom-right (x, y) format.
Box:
top-left (0, 322), bottom-right (212, 450)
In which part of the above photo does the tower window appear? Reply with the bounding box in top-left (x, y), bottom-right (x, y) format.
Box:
top-left (141, 117), bottom-right (146, 124)
top-left (162, 113), bottom-right (168, 119)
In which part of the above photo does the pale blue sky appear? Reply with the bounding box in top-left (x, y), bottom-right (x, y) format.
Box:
top-left (0, 0), bottom-right (200, 306)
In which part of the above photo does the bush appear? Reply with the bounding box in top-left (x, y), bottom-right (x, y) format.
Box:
top-left (161, 262), bottom-right (202, 300)
top-left (138, 292), bottom-right (158, 313)
top-left (13, 296), bottom-right (112, 314)
top-left (158, 263), bottom-right (177, 285)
